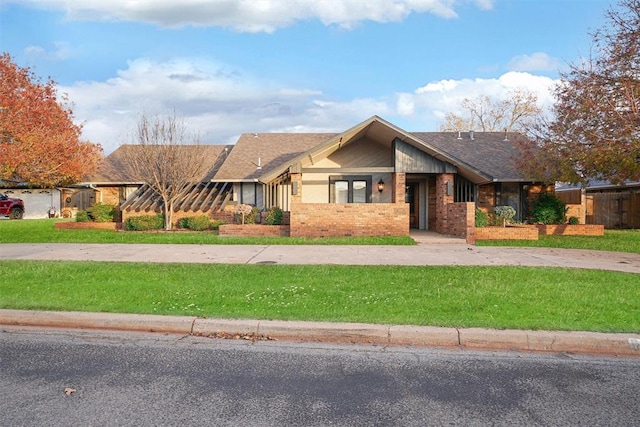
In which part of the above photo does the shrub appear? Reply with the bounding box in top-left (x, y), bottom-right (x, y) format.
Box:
top-left (210, 220), bottom-right (224, 231)
top-left (185, 215), bottom-right (212, 231)
top-left (263, 207), bottom-right (283, 225)
top-left (176, 217), bottom-right (190, 229)
top-left (75, 211), bottom-right (90, 222)
top-left (87, 202), bottom-right (116, 222)
top-left (531, 193), bottom-right (568, 224)
top-left (568, 216), bottom-right (580, 225)
top-left (494, 205), bottom-right (516, 226)
top-left (475, 209), bottom-right (488, 228)
top-left (125, 214), bottom-right (164, 231)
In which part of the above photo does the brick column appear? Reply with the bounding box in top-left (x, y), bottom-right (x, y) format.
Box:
top-left (435, 173), bottom-right (454, 234)
top-left (392, 173), bottom-right (406, 203)
top-left (290, 172), bottom-right (302, 203)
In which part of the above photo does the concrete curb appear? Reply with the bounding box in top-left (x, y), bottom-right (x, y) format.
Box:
top-left (1, 309), bottom-right (639, 357)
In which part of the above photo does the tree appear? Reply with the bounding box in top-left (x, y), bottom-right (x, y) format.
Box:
top-left (124, 113), bottom-right (211, 230)
top-left (0, 53), bottom-right (103, 187)
top-left (519, 0), bottom-right (640, 184)
top-left (439, 88), bottom-right (541, 132)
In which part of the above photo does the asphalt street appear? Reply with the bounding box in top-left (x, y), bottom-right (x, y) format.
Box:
top-left (2, 327), bottom-right (639, 427)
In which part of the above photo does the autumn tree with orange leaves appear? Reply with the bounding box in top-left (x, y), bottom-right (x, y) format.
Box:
top-left (0, 53), bottom-right (103, 187)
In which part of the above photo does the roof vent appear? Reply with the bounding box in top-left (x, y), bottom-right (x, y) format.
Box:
top-left (503, 129), bottom-right (509, 141)
top-left (457, 131), bottom-right (462, 140)
top-left (469, 130), bottom-right (474, 140)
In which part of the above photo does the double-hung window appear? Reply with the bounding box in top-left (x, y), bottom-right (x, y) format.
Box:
top-left (329, 176), bottom-right (372, 203)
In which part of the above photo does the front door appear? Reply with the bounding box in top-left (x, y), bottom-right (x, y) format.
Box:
top-left (406, 182), bottom-right (419, 228)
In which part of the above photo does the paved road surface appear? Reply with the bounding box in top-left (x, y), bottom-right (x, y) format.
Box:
top-left (2, 327), bottom-right (639, 426)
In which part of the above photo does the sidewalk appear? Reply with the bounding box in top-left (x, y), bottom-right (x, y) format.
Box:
top-left (1, 242), bottom-right (640, 273)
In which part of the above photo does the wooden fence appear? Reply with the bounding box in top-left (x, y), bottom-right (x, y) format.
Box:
top-left (586, 192), bottom-right (640, 229)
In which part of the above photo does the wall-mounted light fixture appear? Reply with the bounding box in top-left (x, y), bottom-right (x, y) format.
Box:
top-left (377, 179), bottom-right (385, 193)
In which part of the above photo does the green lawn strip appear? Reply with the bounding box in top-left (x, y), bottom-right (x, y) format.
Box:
top-left (477, 229), bottom-right (640, 253)
top-left (0, 219), bottom-right (414, 245)
top-left (1, 260), bottom-right (638, 333)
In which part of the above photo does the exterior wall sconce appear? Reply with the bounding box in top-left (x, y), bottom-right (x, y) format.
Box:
top-left (377, 179), bottom-right (385, 193)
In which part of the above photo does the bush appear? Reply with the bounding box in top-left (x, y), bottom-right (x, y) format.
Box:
top-left (125, 214), bottom-right (164, 231)
top-left (568, 216), bottom-right (580, 225)
top-left (185, 215), bottom-right (212, 231)
top-left (263, 207), bottom-right (283, 225)
top-left (75, 211), bottom-right (90, 222)
top-left (475, 209), bottom-right (488, 228)
top-left (531, 193), bottom-right (568, 224)
top-left (87, 202), bottom-right (115, 222)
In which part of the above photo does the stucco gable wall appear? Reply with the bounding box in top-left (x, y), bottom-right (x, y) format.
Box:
top-left (307, 137), bottom-right (392, 169)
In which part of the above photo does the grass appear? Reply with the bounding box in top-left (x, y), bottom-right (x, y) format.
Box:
top-left (1, 260), bottom-right (638, 333)
top-left (0, 219), bottom-right (414, 245)
top-left (477, 229), bottom-right (640, 253)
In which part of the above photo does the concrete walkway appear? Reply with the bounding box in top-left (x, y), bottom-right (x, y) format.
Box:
top-left (1, 241), bottom-right (640, 273)
top-left (1, 239), bottom-right (639, 356)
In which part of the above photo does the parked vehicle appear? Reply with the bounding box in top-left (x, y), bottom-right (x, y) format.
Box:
top-left (0, 192), bottom-right (24, 219)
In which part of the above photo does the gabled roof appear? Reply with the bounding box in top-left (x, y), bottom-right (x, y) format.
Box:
top-left (82, 144), bottom-right (231, 185)
top-left (256, 116), bottom-right (532, 184)
top-left (213, 133), bottom-right (337, 182)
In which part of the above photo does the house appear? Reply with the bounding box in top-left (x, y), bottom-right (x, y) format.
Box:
top-left (85, 116), bottom-right (550, 241)
top-left (556, 180), bottom-right (640, 229)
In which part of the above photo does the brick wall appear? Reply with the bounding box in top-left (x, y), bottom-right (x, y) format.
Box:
top-left (289, 202), bottom-right (409, 237)
top-left (218, 224), bottom-right (289, 237)
top-left (536, 224), bottom-right (604, 236)
top-left (445, 202), bottom-right (476, 243)
top-left (475, 225), bottom-right (539, 240)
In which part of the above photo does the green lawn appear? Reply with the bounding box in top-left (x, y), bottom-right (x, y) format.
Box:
top-left (1, 219), bottom-right (638, 333)
top-left (1, 260), bottom-right (638, 333)
top-left (0, 219), bottom-right (414, 245)
top-left (477, 229), bottom-right (640, 253)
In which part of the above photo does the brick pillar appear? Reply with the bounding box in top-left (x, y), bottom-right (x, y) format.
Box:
top-left (435, 173), bottom-right (454, 234)
top-left (290, 172), bottom-right (302, 203)
top-left (392, 173), bottom-right (406, 203)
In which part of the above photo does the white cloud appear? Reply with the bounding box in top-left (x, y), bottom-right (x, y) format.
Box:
top-left (62, 57), bottom-right (386, 153)
top-left (12, 0), bottom-right (489, 32)
top-left (61, 57), bottom-right (558, 154)
top-left (397, 71), bottom-right (558, 127)
top-left (508, 52), bottom-right (560, 72)
top-left (24, 41), bottom-right (72, 61)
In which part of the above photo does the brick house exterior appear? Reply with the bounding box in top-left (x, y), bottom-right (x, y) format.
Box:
top-left (80, 116), bottom-right (548, 242)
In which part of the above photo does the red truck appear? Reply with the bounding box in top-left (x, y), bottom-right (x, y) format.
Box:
top-left (0, 192), bottom-right (24, 219)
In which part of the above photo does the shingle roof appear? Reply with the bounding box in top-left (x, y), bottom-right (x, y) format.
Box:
top-left (213, 133), bottom-right (337, 181)
top-left (412, 131), bottom-right (527, 181)
top-left (83, 144), bottom-right (232, 184)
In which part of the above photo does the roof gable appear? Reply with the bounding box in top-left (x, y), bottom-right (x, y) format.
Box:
top-left (213, 133), bottom-right (337, 181)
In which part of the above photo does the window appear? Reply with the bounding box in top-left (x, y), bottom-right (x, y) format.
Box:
top-left (329, 176), bottom-right (372, 203)
top-left (240, 183), bottom-right (263, 206)
top-left (454, 176), bottom-right (476, 202)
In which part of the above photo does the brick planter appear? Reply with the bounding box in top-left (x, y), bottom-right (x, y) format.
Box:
top-left (218, 224), bottom-right (290, 237)
top-left (475, 225), bottom-right (538, 241)
top-left (536, 224), bottom-right (604, 236)
top-left (54, 222), bottom-right (121, 230)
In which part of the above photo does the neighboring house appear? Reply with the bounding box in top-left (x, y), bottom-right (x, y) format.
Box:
top-left (556, 180), bottom-right (640, 229)
top-left (82, 116), bottom-right (549, 241)
top-left (0, 186), bottom-right (61, 219)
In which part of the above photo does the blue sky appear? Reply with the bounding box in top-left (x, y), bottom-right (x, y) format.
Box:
top-left (0, 0), bottom-right (612, 154)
